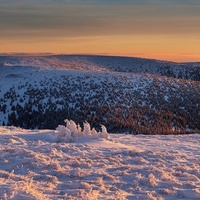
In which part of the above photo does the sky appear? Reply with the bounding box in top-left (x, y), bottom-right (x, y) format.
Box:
top-left (0, 0), bottom-right (200, 62)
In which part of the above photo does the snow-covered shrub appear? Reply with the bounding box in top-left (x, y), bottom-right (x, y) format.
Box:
top-left (83, 121), bottom-right (91, 136)
top-left (100, 125), bottom-right (109, 139)
top-left (91, 127), bottom-right (98, 138)
top-left (56, 119), bottom-right (109, 142)
top-left (65, 120), bottom-right (79, 134)
top-left (56, 125), bottom-right (73, 142)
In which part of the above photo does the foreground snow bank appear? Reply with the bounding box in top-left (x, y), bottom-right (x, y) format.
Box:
top-left (56, 119), bottom-right (109, 142)
top-left (0, 126), bottom-right (199, 200)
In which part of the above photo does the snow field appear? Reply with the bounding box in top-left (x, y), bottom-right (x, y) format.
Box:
top-left (0, 125), bottom-right (199, 199)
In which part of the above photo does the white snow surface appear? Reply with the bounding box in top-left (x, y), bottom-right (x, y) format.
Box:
top-left (0, 126), bottom-right (199, 200)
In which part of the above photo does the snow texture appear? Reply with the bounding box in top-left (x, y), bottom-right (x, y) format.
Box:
top-left (0, 124), bottom-right (199, 200)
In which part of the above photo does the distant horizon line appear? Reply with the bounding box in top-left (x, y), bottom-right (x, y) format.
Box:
top-left (1, 52), bottom-right (200, 63)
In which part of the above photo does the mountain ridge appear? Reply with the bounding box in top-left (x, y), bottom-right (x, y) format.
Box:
top-left (1, 54), bottom-right (200, 81)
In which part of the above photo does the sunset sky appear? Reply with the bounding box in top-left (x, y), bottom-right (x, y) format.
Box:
top-left (1, 0), bottom-right (200, 62)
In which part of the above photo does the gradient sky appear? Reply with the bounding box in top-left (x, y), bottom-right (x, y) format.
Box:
top-left (1, 0), bottom-right (200, 61)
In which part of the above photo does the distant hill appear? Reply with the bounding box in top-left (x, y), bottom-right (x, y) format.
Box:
top-left (0, 55), bottom-right (199, 134)
top-left (1, 55), bottom-right (200, 80)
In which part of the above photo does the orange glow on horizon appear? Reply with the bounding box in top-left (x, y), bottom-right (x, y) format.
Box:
top-left (1, 35), bottom-right (200, 62)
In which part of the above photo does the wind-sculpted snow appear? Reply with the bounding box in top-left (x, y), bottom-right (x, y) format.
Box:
top-left (0, 126), bottom-right (199, 199)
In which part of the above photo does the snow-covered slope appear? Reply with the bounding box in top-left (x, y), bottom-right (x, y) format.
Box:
top-left (0, 55), bottom-right (199, 134)
top-left (0, 126), bottom-right (199, 199)
top-left (0, 55), bottom-right (200, 80)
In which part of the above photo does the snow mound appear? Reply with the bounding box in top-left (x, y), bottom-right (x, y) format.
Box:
top-left (56, 119), bottom-right (109, 142)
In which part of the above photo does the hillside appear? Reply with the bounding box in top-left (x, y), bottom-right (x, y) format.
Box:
top-left (0, 55), bottom-right (200, 134)
top-left (1, 55), bottom-right (200, 80)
